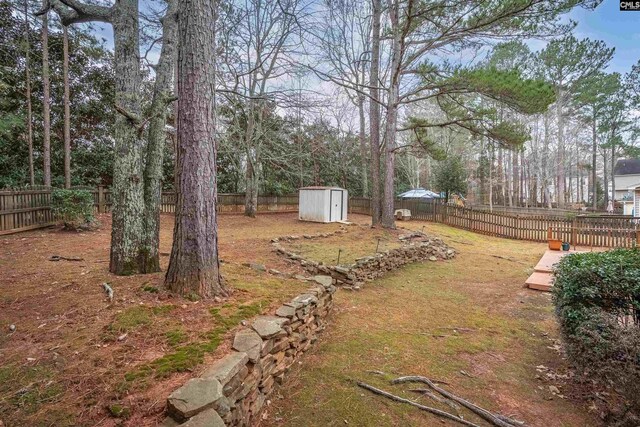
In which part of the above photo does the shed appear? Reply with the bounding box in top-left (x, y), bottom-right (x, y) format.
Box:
top-left (298, 187), bottom-right (348, 223)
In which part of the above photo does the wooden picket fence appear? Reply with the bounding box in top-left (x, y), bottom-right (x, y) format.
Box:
top-left (0, 187), bottom-right (55, 235)
top-left (349, 197), bottom-right (640, 248)
top-left (91, 190), bottom-right (298, 215)
top-left (2, 189), bottom-right (638, 248)
top-left (0, 186), bottom-right (298, 235)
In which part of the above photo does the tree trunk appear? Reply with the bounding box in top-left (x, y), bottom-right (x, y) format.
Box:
top-left (542, 112), bottom-right (551, 208)
top-left (556, 89), bottom-right (565, 207)
top-left (591, 113), bottom-right (597, 210)
top-left (603, 151), bottom-right (609, 208)
top-left (174, 52), bottom-right (179, 191)
top-left (42, 11), bottom-right (51, 187)
top-left (507, 150), bottom-right (513, 207)
top-left (63, 25), bottom-right (71, 188)
top-left (369, 0), bottom-right (382, 226)
top-left (498, 147), bottom-right (504, 205)
top-left (140, 0), bottom-right (178, 273)
top-left (244, 155), bottom-right (258, 218)
top-left (109, 0), bottom-right (146, 275)
top-left (381, 0), bottom-right (402, 229)
top-left (23, 0), bottom-right (34, 186)
top-left (611, 135), bottom-right (616, 205)
top-left (358, 93), bottom-right (368, 197)
top-left (489, 142), bottom-right (494, 211)
top-left (165, 0), bottom-right (227, 297)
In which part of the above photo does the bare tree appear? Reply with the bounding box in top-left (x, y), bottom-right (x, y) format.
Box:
top-left (140, 0), bottom-right (178, 273)
top-left (218, 0), bottom-right (303, 217)
top-left (319, 0), bottom-right (371, 197)
top-left (165, 0), bottom-right (228, 297)
top-left (63, 24), bottom-right (71, 188)
top-left (43, 0), bottom-right (178, 275)
top-left (23, 0), bottom-right (35, 186)
top-left (369, 0), bottom-right (382, 225)
top-left (42, 0), bottom-right (146, 275)
top-left (41, 8), bottom-right (51, 186)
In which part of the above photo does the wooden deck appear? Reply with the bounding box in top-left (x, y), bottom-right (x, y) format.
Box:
top-left (526, 250), bottom-right (585, 292)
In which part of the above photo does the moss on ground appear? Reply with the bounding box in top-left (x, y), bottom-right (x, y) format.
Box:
top-left (0, 363), bottom-right (68, 423)
top-left (121, 300), bottom-right (267, 391)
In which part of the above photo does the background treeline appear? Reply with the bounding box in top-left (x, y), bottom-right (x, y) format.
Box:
top-left (1, 0), bottom-right (639, 211)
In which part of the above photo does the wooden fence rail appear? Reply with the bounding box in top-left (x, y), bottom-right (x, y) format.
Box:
top-left (0, 187), bottom-right (299, 235)
top-left (2, 190), bottom-right (639, 248)
top-left (348, 198), bottom-right (640, 248)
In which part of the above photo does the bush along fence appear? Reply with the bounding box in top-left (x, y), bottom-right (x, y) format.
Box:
top-left (553, 249), bottom-right (640, 423)
top-left (350, 198), bottom-right (640, 248)
top-left (161, 275), bottom-right (336, 427)
top-left (0, 186), bottom-right (298, 235)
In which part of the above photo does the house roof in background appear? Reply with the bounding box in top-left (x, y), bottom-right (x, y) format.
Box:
top-left (614, 158), bottom-right (640, 176)
top-left (397, 188), bottom-right (441, 199)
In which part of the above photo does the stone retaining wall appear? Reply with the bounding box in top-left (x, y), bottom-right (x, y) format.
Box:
top-left (160, 276), bottom-right (336, 427)
top-left (273, 230), bottom-right (456, 289)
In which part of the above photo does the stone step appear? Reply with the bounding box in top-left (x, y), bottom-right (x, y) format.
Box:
top-left (526, 271), bottom-right (554, 292)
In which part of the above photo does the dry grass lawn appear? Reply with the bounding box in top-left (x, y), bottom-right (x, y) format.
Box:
top-left (264, 221), bottom-right (603, 427)
top-left (0, 214), bottom-right (603, 426)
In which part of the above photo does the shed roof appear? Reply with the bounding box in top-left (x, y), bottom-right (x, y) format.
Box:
top-left (299, 186), bottom-right (345, 191)
top-left (614, 158), bottom-right (640, 176)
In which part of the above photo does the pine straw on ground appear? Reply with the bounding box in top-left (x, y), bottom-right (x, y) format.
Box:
top-left (0, 213), bottom-right (371, 427)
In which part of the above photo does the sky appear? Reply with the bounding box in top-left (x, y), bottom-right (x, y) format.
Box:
top-left (568, 0), bottom-right (640, 74)
top-left (89, 0), bottom-right (639, 75)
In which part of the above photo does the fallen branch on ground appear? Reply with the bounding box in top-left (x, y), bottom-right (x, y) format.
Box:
top-left (49, 255), bottom-right (84, 261)
top-left (410, 388), bottom-right (463, 418)
top-left (392, 376), bottom-right (523, 427)
top-left (356, 381), bottom-right (481, 427)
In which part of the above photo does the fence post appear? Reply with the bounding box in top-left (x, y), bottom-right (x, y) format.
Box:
top-left (98, 185), bottom-right (105, 213)
top-left (570, 217), bottom-right (577, 247)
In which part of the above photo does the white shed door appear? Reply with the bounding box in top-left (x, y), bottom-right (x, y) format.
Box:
top-left (330, 190), bottom-right (343, 222)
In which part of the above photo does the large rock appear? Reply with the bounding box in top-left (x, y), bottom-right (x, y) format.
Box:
top-left (311, 275), bottom-right (333, 288)
top-left (275, 304), bottom-right (297, 318)
top-left (181, 408), bottom-right (226, 427)
top-left (251, 316), bottom-right (288, 339)
top-left (167, 378), bottom-right (223, 420)
top-left (202, 352), bottom-right (249, 386)
top-left (232, 329), bottom-right (262, 363)
top-left (286, 294), bottom-right (318, 309)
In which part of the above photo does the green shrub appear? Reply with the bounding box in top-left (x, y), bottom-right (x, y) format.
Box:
top-left (51, 189), bottom-right (96, 230)
top-left (553, 249), bottom-right (640, 422)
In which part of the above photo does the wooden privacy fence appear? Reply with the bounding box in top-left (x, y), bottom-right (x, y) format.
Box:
top-left (349, 197), bottom-right (640, 248)
top-left (0, 187), bottom-right (55, 235)
top-left (2, 189), bottom-right (639, 248)
top-left (0, 187), bottom-right (299, 235)
top-left (92, 189), bottom-right (297, 214)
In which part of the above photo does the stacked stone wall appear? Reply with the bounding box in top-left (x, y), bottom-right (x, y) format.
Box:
top-left (161, 276), bottom-right (336, 427)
